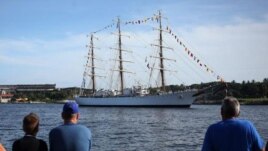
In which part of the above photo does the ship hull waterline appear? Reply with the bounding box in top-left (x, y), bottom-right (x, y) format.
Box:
top-left (75, 90), bottom-right (196, 108)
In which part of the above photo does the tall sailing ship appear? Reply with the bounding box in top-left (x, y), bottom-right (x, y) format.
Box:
top-left (75, 11), bottom-right (223, 107)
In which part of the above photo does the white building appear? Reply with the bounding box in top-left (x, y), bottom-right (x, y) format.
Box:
top-left (0, 89), bottom-right (13, 103)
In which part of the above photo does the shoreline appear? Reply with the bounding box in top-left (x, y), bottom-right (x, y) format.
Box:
top-left (194, 98), bottom-right (268, 105)
top-left (1, 98), bottom-right (268, 105)
top-left (0, 100), bottom-right (70, 104)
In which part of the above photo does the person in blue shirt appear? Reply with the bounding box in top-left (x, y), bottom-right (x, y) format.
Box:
top-left (49, 102), bottom-right (92, 151)
top-left (202, 97), bottom-right (265, 151)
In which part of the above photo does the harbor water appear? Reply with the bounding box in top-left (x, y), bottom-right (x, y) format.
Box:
top-left (0, 104), bottom-right (267, 151)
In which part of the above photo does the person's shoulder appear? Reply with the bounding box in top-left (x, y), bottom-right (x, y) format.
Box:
top-left (51, 124), bottom-right (66, 131)
top-left (76, 124), bottom-right (91, 134)
top-left (38, 139), bottom-right (48, 147)
top-left (205, 121), bottom-right (222, 134)
top-left (38, 139), bottom-right (47, 145)
top-left (74, 124), bottom-right (87, 128)
top-left (235, 119), bottom-right (254, 126)
top-left (49, 125), bottom-right (64, 135)
top-left (233, 119), bottom-right (258, 131)
top-left (12, 138), bottom-right (23, 149)
top-left (38, 139), bottom-right (48, 151)
top-left (12, 139), bottom-right (19, 146)
top-left (13, 137), bottom-right (23, 145)
top-left (208, 121), bottom-right (222, 129)
top-left (76, 124), bottom-right (91, 130)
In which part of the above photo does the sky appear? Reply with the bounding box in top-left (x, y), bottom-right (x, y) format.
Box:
top-left (0, 0), bottom-right (268, 88)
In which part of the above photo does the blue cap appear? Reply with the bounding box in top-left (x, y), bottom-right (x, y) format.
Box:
top-left (63, 102), bottom-right (79, 114)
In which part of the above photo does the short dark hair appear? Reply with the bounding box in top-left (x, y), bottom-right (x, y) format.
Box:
top-left (221, 97), bottom-right (240, 118)
top-left (23, 113), bottom-right (39, 136)
top-left (62, 112), bottom-right (77, 120)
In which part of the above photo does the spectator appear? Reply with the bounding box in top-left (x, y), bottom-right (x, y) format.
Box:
top-left (49, 102), bottom-right (92, 151)
top-left (12, 113), bottom-right (48, 151)
top-left (202, 97), bottom-right (265, 151)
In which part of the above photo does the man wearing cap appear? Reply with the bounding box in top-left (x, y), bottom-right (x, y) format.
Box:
top-left (49, 102), bottom-right (92, 151)
top-left (202, 97), bottom-right (265, 151)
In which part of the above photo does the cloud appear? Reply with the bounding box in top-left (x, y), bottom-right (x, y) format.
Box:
top-left (1, 16), bottom-right (268, 87)
top-left (0, 34), bottom-right (87, 65)
top-left (176, 17), bottom-right (268, 82)
top-left (0, 39), bottom-right (37, 53)
top-left (0, 34), bottom-right (87, 86)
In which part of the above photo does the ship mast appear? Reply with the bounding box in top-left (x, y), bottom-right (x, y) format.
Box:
top-left (158, 10), bottom-right (165, 91)
top-left (90, 34), bottom-right (96, 94)
top-left (80, 34), bottom-right (100, 96)
top-left (118, 17), bottom-right (124, 94)
top-left (111, 17), bottom-right (133, 94)
top-left (151, 10), bottom-right (174, 91)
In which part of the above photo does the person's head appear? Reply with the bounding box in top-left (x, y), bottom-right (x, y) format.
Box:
top-left (23, 113), bottom-right (39, 136)
top-left (221, 97), bottom-right (240, 120)
top-left (61, 102), bottom-right (80, 124)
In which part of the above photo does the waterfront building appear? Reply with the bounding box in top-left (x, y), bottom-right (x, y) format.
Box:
top-left (0, 84), bottom-right (56, 92)
top-left (0, 84), bottom-right (56, 103)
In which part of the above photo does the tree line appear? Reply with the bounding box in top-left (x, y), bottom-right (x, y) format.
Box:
top-left (165, 78), bottom-right (268, 101)
top-left (12, 87), bottom-right (80, 102)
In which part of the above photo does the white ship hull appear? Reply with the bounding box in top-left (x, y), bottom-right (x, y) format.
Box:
top-left (75, 90), bottom-right (196, 107)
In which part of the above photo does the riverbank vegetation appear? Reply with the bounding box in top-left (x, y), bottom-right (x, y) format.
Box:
top-left (11, 87), bottom-right (80, 103)
top-left (192, 78), bottom-right (268, 104)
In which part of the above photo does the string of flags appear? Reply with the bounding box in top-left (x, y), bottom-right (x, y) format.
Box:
top-left (166, 26), bottom-right (224, 82)
top-left (89, 14), bottom-right (224, 82)
top-left (92, 23), bottom-right (115, 34)
top-left (90, 14), bottom-right (160, 34)
top-left (124, 15), bottom-right (159, 25)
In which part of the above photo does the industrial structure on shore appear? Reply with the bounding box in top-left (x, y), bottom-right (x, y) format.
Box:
top-left (0, 84), bottom-right (56, 103)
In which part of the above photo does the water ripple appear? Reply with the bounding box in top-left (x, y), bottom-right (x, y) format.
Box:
top-left (0, 104), bottom-right (267, 151)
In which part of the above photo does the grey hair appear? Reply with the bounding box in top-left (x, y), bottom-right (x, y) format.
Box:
top-left (221, 97), bottom-right (240, 118)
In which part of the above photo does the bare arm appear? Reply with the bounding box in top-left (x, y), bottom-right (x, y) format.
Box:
top-left (0, 143), bottom-right (6, 151)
